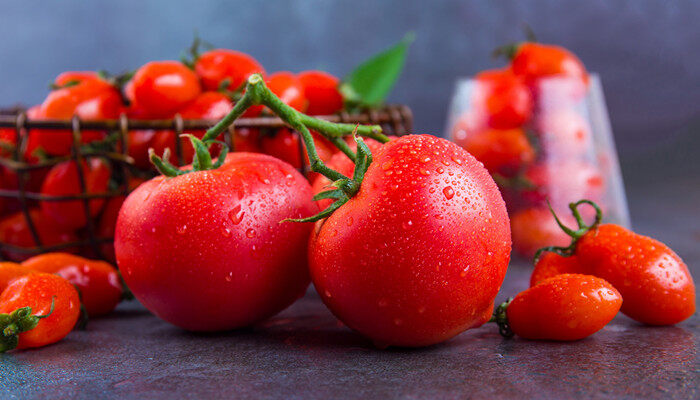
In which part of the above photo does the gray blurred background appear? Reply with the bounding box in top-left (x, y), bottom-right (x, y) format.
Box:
top-left (1, 0), bottom-right (698, 185)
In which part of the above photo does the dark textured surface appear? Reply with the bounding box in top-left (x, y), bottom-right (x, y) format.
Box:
top-left (0, 173), bottom-right (698, 399)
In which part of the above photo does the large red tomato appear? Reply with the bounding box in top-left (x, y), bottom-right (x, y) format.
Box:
top-left (309, 135), bottom-right (511, 347)
top-left (115, 153), bottom-right (318, 331)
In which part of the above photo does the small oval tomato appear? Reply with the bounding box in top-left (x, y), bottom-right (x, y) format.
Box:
top-left (23, 253), bottom-right (122, 317)
top-left (40, 158), bottom-right (111, 230)
top-left (473, 68), bottom-right (533, 129)
top-left (0, 273), bottom-right (80, 351)
top-left (453, 127), bottom-right (535, 177)
top-left (0, 210), bottom-right (79, 262)
top-left (266, 72), bottom-right (307, 112)
top-left (260, 129), bottom-right (335, 171)
top-left (0, 262), bottom-right (36, 292)
top-left (298, 70), bottom-right (343, 115)
top-left (511, 42), bottom-right (589, 89)
top-left (530, 252), bottom-right (582, 287)
top-left (510, 207), bottom-right (577, 259)
top-left (115, 152), bottom-right (318, 331)
top-left (309, 135), bottom-right (511, 347)
top-left (195, 49), bottom-right (265, 91)
top-left (502, 274), bottom-right (621, 341)
top-left (131, 61), bottom-right (201, 117)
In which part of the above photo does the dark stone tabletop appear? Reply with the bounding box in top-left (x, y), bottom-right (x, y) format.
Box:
top-left (1, 172), bottom-right (698, 400)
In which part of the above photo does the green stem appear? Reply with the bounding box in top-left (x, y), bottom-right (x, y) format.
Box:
top-left (489, 298), bottom-right (514, 338)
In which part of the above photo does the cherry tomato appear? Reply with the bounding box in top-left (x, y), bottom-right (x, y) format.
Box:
top-left (298, 70), bottom-right (343, 115)
top-left (309, 135), bottom-right (511, 347)
top-left (453, 127), bottom-right (535, 177)
top-left (53, 71), bottom-right (102, 87)
top-left (311, 138), bottom-right (385, 210)
top-left (520, 161), bottom-right (605, 209)
top-left (130, 61), bottom-right (201, 117)
top-left (0, 209), bottom-right (78, 262)
top-left (530, 251), bottom-right (582, 287)
top-left (127, 129), bottom-right (158, 169)
top-left (232, 128), bottom-right (262, 153)
top-left (510, 207), bottom-right (577, 259)
top-left (0, 262), bottom-right (36, 292)
top-left (23, 253), bottom-right (122, 317)
top-left (265, 72), bottom-right (307, 112)
top-left (501, 274), bottom-right (621, 341)
top-left (535, 109), bottom-right (592, 158)
top-left (195, 49), bottom-right (265, 92)
top-left (472, 68), bottom-right (533, 129)
top-left (40, 158), bottom-right (111, 230)
top-left (115, 152), bottom-right (318, 331)
top-left (260, 129), bottom-right (335, 171)
top-left (0, 273), bottom-right (80, 351)
top-left (511, 42), bottom-right (589, 89)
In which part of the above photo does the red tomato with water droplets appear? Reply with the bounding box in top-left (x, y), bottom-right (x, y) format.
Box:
top-left (530, 252), bottom-right (582, 287)
top-left (0, 210), bottom-right (78, 262)
top-left (40, 158), bottom-right (111, 230)
top-left (195, 49), bottom-right (265, 92)
top-left (298, 70), bottom-right (343, 115)
top-left (23, 253), bottom-right (122, 317)
top-left (130, 61), bottom-right (201, 117)
top-left (0, 262), bottom-right (36, 292)
top-left (506, 274), bottom-right (621, 341)
top-left (472, 68), bottom-right (533, 130)
top-left (115, 153), bottom-right (318, 331)
top-left (309, 135), bottom-right (511, 347)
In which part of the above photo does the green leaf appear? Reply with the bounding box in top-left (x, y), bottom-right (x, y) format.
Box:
top-left (340, 32), bottom-right (414, 107)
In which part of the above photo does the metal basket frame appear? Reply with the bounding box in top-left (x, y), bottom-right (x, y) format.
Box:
top-left (0, 105), bottom-right (413, 261)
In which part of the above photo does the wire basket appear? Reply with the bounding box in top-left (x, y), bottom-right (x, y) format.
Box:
top-left (0, 105), bottom-right (413, 263)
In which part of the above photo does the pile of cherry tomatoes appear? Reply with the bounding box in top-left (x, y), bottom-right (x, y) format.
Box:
top-left (0, 48), bottom-right (349, 262)
top-left (450, 42), bottom-right (605, 258)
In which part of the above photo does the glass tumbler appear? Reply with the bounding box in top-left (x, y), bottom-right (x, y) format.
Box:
top-left (445, 74), bottom-right (629, 259)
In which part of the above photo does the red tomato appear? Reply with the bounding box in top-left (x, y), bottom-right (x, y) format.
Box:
top-left (53, 71), bottom-right (102, 87)
top-left (510, 207), bottom-right (577, 259)
top-left (472, 68), bottom-right (533, 129)
top-left (195, 49), bottom-right (265, 92)
top-left (504, 274), bottom-right (621, 341)
top-left (260, 129), bottom-right (335, 171)
top-left (265, 72), bottom-right (307, 112)
top-left (232, 128), bottom-right (262, 153)
top-left (23, 253), bottom-right (122, 317)
top-left (530, 251), bottom-right (582, 287)
top-left (40, 158), bottom-right (111, 230)
top-left (298, 70), bottom-right (343, 115)
top-left (511, 42), bottom-right (589, 89)
top-left (576, 224), bottom-right (696, 325)
top-left (0, 210), bottom-right (78, 262)
top-left (97, 196), bottom-right (125, 263)
top-left (130, 61), bottom-right (201, 117)
top-left (0, 262), bottom-right (36, 292)
top-left (0, 128), bottom-right (17, 158)
top-left (0, 273), bottom-right (80, 351)
top-left (126, 130), bottom-right (158, 169)
top-left (311, 138), bottom-right (385, 210)
top-left (453, 127), bottom-right (535, 177)
top-left (519, 161), bottom-right (605, 209)
top-left (535, 110), bottom-right (592, 158)
top-left (115, 153), bottom-right (318, 331)
top-left (309, 135), bottom-right (511, 347)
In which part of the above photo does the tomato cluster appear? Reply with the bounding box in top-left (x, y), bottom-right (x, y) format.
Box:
top-left (450, 42), bottom-right (600, 258)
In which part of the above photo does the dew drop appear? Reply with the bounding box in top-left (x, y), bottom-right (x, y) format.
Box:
top-left (221, 227), bottom-right (232, 238)
top-left (402, 220), bottom-right (413, 230)
top-left (176, 225), bottom-right (187, 235)
top-left (443, 186), bottom-right (455, 200)
top-left (228, 205), bottom-right (245, 225)
top-left (324, 290), bottom-right (332, 298)
top-left (381, 161), bottom-right (392, 170)
top-left (246, 228), bottom-right (256, 238)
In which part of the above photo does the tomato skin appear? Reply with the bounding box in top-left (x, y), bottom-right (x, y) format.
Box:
top-left (195, 49), bottom-right (265, 91)
top-left (23, 253), bottom-right (122, 317)
top-left (0, 262), bottom-right (36, 292)
top-left (115, 153), bottom-right (318, 331)
top-left (576, 224), bottom-right (695, 325)
top-left (309, 135), bottom-right (511, 347)
top-left (510, 207), bottom-right (576, 259)
top-left (0, 273), bottom-right (80, 350)
top-left (233, 128), bottom-right (262, 153)
top-left (266, 72), bottom-right (307, 112)
top-left (453, 127), bottom-right (535, 177)
top-left (298, 70), bottom-right (343, 115)
top-left (260, 129), bottom-right (335, 171)
top-left (473, 69), bottom-right (533, 129)
top-left (530, 252), bottom-right (583, 287)
top-left (131, 61), bottom-right (201, 117)
top-left (507, 274), bottom-right (621, 341)
top-left (0, 210), bottom-right (79, 262)
top-left (40, 158), bottom-right (111, 230)
top-left (511, 42), bottom-right (589, 88)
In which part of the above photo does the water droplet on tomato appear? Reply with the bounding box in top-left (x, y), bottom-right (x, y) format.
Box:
top-left (176, 225), bottom-right (187, 235)
top-left (228, 205), bottom-right (244, 225)
top-left (221, 227), bottom-right (232, 237)
top-left (402, 220), bottom-right (413, 230)
top-left (346, 216), bottom-right (354, 226)
top-left (246, 228), bottom-right (256, 238)
top-left (443, 186), bottom-right (455, 200)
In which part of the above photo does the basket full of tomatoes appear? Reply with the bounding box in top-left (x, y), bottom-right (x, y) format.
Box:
top-left (0, 37), bottom-right (413, 263)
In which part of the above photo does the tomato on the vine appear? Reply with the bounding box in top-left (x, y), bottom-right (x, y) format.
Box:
top-left (40, 158), bottom-right (111, 230)
top-left (130, 61), bottom-right (201, 117)
top-left (195, 49), bottom-right (265, 92)
top-left (309, 135), bottom-right (511, 347)
top-left (511, 42), bottom-right (589, 89)
top-left (266, 72), bottom-right (307, 112)
top-left (473, 68), bottom-right (533, 130)
top-left (115, 152), bottom-right (318, 331)
top-left (298, 70), bottom-right (343, 115)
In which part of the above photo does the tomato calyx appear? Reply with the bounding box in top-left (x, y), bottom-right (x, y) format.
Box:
top-left (491, 25), bottom-right (537, 61)
top-left (0, 296), bottom-right (55, 353)
top-left (533, 199), bottom-right (603, 263)
top-left (180, 33), bottom-right (214, 69)
top-left (489, 297), bottom-right (514, 338)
